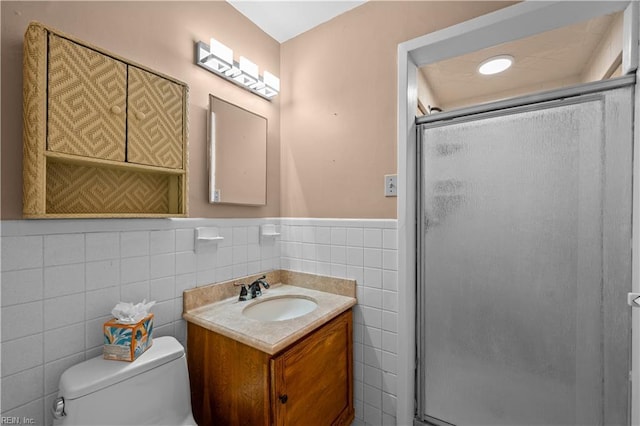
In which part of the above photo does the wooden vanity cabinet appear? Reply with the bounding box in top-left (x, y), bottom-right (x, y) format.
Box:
top-left (22, 22), bottom-right (188, 218)
top-left (187, 309), bottom-right (354, 426)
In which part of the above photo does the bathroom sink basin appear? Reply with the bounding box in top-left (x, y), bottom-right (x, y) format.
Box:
top-left (242, 296), bottom-right (318, 321)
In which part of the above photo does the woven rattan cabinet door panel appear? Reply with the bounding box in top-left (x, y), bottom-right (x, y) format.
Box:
top-left (47, 34), bottom-right (126, 161)
top-left (128, 66), bottom-right (184, 169)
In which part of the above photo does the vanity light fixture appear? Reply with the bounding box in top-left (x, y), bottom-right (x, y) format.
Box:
top-left (196, 38), bottom-right (280, 100)
top-left (478, 54), bottom-right (514, 75)
top-left (236, 56), bottom-right (259, 86)
top-left (207, 38), bottom-right (233, 73)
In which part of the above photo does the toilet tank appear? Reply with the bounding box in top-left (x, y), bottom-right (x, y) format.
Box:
top-left (53, 336), bottom-right (196, 426)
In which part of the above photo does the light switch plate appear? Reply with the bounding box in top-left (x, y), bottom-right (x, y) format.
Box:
top-left (385, 174), bottom-right (397, 197)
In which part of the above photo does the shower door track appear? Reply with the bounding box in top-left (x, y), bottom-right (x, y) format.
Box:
top-left (414, 74), bottom-right (636, 426)
top-left (416, 75), bottom-right (635, 127)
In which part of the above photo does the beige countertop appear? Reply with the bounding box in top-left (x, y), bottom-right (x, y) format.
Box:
top-left (183, 271), bottom-right (357, 355)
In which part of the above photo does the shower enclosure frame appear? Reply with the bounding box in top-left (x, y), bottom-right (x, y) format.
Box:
top-left (395, 2), bottom-right (640, 424)
top-left (415, 76), bottom-right (634, 425)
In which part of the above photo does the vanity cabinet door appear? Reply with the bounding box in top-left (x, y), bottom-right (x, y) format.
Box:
top-left (47, 34), bottom-right (127, 161)
top-left (271, 310), bottom-right (354, 426)
top-left (187, 322), bottom-right (271, 426)
top-left (127, 66), bottom-right (184, 169)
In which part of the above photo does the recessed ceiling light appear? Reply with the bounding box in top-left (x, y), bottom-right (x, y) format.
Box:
top-left (478, 55), bottom-right (514, 75)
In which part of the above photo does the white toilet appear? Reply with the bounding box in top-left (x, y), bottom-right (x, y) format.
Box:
top-left (52, 336), bottom-right (197, 425)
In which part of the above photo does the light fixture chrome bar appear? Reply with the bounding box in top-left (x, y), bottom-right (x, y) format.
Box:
top-left (195, 41), bottom-right (279, 101)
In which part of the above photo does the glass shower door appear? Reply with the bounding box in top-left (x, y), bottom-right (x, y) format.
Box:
top-left (417, 87), bottom-right (632, 426)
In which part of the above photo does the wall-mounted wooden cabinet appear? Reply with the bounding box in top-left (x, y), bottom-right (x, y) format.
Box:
top-left (187, 310), bottom-right (354, 426)
top-left (23, 22), bottom-right (188, 218)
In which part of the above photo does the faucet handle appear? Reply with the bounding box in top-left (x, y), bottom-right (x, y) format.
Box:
top-left (234, 283), bottom-right (250, 301)
top-left (252, 275), bottom-right (270, 289)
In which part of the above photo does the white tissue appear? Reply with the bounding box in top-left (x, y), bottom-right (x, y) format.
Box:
top-left (111, 299), bottom-right (155, 324)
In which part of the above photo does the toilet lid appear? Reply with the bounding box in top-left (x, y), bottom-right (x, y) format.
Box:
top-left (58, 336), bottom-right (185, 399)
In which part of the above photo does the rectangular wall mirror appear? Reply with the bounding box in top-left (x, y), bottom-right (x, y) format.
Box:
top-left (208, 95), bottom-right (267, 205)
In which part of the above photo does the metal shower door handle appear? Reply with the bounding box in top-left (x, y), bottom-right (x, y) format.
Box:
top-left (627, 293), bottom-right (640, 307)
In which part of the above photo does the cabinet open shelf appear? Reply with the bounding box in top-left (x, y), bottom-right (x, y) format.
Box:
top-left (45, 151), bottom-right (187, 176)
top-left (42, 161), bottom-right (184, 218)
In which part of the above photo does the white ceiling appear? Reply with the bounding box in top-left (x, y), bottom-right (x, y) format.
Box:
top-left (227, 0), bottom-right (366, 43)
top-left (420, 12), bottom-right (621, 110)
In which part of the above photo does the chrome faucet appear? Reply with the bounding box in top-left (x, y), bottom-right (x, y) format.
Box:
top-left (236, 275), bottom-right (270, 301)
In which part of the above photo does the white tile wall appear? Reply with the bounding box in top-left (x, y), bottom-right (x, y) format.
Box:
top-left (279, 218), bottom-right (398, 426)
top-left (1, 218), bottom-right (279, 425)
top-left (1, 217), bottom-right (398, 426)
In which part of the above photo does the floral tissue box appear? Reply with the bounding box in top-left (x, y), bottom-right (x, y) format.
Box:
top-left (103, 313), bottom-right (154, 362)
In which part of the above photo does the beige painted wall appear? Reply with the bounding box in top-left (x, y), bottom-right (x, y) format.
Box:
top-left (3, 1), bottom-right (513, 221)
top-left (1, 1), bottom-right (280, 219)
top-left (279, 1), bottom-right (511, 218)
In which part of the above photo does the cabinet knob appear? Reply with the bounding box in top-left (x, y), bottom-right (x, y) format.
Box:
top-left (278, 394), bottom-right (288, 404)
top-left (135, 111), bottom-right (146, 120)
top-left (110, 105), bottom-right (122, 114)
